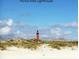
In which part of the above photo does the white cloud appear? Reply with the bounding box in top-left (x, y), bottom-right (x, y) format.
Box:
top-left (0, 20), bottom-right (2, 24)
top-left (0, 26), bottom-right (11, 35)
top-left (0, 19), bottom-right (13, 35)
top-left (0, 20), bottom-right (5, 26)
top-left (51, 27), bottom-right (62, 38)
top-left (16, 30), bottom-right (21, 35)
top-left (14, 30), bottom-right (27, 38)
top-left (6, 19), bottom-right (13, 26)
top-left (0, 19), bottom-right (77, 39)
top-left (64, 31), bottom-right (72, 35)
top-left (41, 35), bottom-right (49, 38)
top-left (64, 22), bottom-right (77, 27)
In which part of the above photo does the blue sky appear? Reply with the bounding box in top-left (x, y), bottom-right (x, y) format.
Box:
top-left (0, 0), bottom-right (77, 26)
top-left (0, 0), bottom-right (78, 40)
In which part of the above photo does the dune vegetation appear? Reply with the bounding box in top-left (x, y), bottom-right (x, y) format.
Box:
top-left (0, 39), bottom-right (78, 50)
top-left (48, 40), bottom-right (78, 50)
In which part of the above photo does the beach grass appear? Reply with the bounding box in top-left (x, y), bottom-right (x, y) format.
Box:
top-left (0, 39), bottom-right (78, 50)
top-left (48, 40), bottom-right (78, 49)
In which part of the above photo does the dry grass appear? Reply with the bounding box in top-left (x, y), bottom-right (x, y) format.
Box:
top-left (0, 39), bottom-right (44, 50)
top-left (48, 40), bottom-right (78, 49)
top-left (0, 39), bottom-right (78, 50)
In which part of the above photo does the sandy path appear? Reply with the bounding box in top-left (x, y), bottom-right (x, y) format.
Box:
top-left (0, 44), bottom-right (78, 59)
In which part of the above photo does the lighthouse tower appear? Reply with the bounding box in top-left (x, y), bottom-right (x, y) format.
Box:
top-left (36, 30), bottom-right (39, 40)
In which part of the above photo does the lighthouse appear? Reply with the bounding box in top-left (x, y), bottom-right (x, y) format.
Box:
top-left (36, 30), bottom-right (39, 40)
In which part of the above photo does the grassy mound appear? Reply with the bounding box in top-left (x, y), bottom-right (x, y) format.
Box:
top-left (0, 39), bottom-right (78, 50)
top-left (0, 39), bottom-right (44, 50)
top-left (48, 40), bottom-right (78, 50)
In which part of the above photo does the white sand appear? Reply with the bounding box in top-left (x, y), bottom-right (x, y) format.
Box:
top-left (0, 44), bottom-right (78, 59)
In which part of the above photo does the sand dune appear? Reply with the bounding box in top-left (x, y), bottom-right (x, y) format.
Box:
top-left (0, 44), bottom-right (78, 59)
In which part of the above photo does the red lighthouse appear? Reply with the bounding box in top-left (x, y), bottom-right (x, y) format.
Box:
top-left (36, 30), bottom-right (39, 40)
